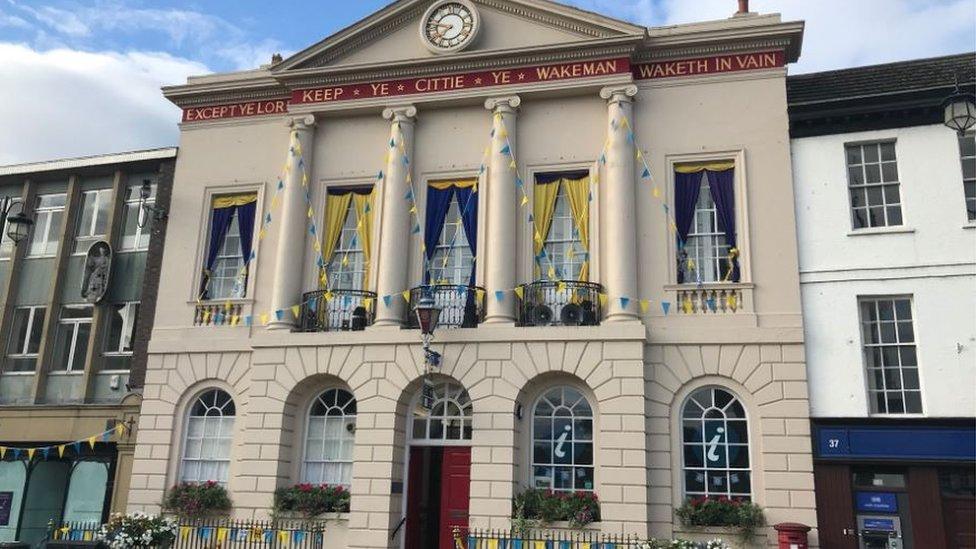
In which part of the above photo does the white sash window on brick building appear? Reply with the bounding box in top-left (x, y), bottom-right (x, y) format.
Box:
top-left (681, 387), bottom-right (752, 500)
top-left (303, 388), bottom-right (357, 486)
top-left (180, 389), bottom-right (235, 484)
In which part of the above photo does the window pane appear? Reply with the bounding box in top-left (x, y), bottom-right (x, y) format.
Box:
top-left (27, 308), bottom-right (45, 354)
top-left (861, 298), bottom-right (920, 415)
top-left (681, 388), bottom-right (751, 499)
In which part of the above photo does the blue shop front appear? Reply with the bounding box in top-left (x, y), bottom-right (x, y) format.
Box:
top-left (811, 419), bottom-right (975, 549)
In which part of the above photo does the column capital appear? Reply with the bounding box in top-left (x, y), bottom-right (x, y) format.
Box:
top-left (599, 84), bottom-right (638, 104)
top-left (382, 105), bottom-right (418, 123)
top-left (484, 95), bottom-right (521, 113)
top-left (287, 114), bottom-right (316, 131)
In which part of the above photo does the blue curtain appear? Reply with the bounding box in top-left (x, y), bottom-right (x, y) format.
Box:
top-left (455, 186), bottom-right (478, 286)
top-left (200, 206), bottom-right (236, 296)
top-left (707, 168), bottom-right (739, 282)
top-left (237, 200), bottom-right (257, 269)
top-left (423, 186), bottom-right (455, 283)
top-left (535, 169), bottom-right (588, 184)
top-left (674, 171), bottom-right (703, 246)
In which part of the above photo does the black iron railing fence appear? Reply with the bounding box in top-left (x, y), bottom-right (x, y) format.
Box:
top-left (463, 528), bottom-right (645, 548)
top-left (48, 519), bottom-right (330, 549)
top-left (516, 280), bottom-right (603, 327)
top-left (404, 285), bottom-right (485, 329)
top-left (299, 289), bottom-right (376, 332)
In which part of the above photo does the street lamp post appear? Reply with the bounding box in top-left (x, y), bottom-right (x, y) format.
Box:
top-left (413, 291), bottom-right (442, 411)
top-left (0, 196), bottom-right (34, 250)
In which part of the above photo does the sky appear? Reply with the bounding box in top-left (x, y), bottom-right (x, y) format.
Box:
top-left (0, 0), bottom-right (973, 164)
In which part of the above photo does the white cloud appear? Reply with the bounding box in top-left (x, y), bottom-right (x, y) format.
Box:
top-left (0, 43), bottom-right (207, 164)
top-left (571, 0), bottom-right (975, 74)
top-left (6, 0), bottom-right (287, 70)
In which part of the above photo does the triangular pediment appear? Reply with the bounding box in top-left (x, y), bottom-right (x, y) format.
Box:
top-left (276, 0), bottom-right (645, 73)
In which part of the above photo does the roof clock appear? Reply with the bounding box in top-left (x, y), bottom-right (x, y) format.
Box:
top-left (420, 0), bottom-right (480, 54)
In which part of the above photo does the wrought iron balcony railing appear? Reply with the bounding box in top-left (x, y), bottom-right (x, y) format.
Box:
top-left (299, 289), bottom-right (376, 332)
top-left (404, 285), bottom-right (486, 329)
top-left (516, 280), bottom-right (603, 327)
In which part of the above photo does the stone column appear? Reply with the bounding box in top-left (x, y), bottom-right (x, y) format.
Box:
top-left (373, 105), bottom-right (417, 327)
top-left (599, 85), bottom-right (639, 321)
top-left (482, 95), bottom-right (521, 324)
top-left (268, 115), bottom-right (316, 330)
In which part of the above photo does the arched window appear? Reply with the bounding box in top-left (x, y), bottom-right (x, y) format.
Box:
top-left (531, 386), bottom-right (594, 492)
top-left (304, 388), bottom-right (357, 486)
top-left (410, 381), bottom-right (472, 442)
top-left (181, 388), bottom-right (235, 483)
top-left (681, 387), bottom-right (751, 499)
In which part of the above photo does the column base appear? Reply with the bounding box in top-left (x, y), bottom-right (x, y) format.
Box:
top-left (482, 316), bottom-right (517, 326)
top-left (603, 313), bottom-right (641, 323)
top-left (265, 321), bottom-right (296, 331)
top-left (371, 319), bottom-right (404, 328)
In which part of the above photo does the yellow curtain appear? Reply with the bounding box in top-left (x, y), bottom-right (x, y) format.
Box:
top-left (352, 191), bottom-right (374, 287)
top-left (321, 193), bottom-right (352, 285)
top-left (562, 176), bottom-right (590, 281)
top-left (532, 181), bottom-right (560, 278)
top-left (674, 160), bottom-right (735, 174)
top-left (428, 179), bottom-right (476, 190)
top-left (212, 193), bottom-right (257, 208)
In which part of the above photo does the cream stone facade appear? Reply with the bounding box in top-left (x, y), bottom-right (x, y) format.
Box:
top-left (129, 1), bottom-right (817, 547)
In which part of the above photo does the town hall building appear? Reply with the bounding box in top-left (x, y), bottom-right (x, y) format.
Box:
top-left (126, 1), bottom-right (818, 547)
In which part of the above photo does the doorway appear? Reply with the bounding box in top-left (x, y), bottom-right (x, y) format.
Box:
top-left (403, 380), bottom-right (473, 549)
top-left (404, 447), bottom-right (470, 549)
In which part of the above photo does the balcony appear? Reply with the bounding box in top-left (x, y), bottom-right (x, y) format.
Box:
top-left (516, 280), bottom-right (603, 327)
top-left (299, 289), bottom-right (376, 332)
top-left (665, 283), bottom-right (754, 314)
top-left (404, 285), bottom-right (485, 329)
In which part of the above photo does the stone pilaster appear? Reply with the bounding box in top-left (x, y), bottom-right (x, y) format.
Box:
top-left (482, 96), bottom-right (521, 324)
top-left (268, 115), bottom-right (316, 330)
top-left (373, 106), bottom-right (417, 327)
top-left (599, 85), bottom-right (639, 321)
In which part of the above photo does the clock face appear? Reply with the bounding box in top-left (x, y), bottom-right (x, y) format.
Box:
top-left (422, 1), bottom-right (479, 53)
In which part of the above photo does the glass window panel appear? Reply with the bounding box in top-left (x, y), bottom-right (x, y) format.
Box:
top-left (532, 385), bottom-right (593, 493)
top-left (181, 389), bottom-right (235, 484)
top-left (904, 391), bottom-right (922, 413)
top-left (685, 470), bottom-right (705, 493)
top-left (681, 387), bottom-right (751, 499)
top-left (879, 142), bottom-right (896, 161)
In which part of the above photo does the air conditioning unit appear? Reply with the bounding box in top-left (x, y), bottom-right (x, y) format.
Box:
top-left (560, 303), bottom-right (583, 326)
top-left (528, 304), bottom-right (553, 326)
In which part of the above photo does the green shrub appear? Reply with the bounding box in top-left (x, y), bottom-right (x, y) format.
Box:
top-left (675, 497), bottom-right (765, 542)
top-left (162, 481), bottom-right (231, 520)
top-left (512, 489), bottom-right (600, 528)
top-left (273, 484), bottom-right (350, 518)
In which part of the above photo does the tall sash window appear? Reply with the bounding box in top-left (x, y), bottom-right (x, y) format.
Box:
top-left (424, 181), bottom-right (478, 286)
top-left (200, 194), bottom-right (257, 300)
top-left (674, 162), bottom-right (738, 284)
top-left (181, 389), bottom-right (235, 484)
top-left (322, 188), bottom-right (373, 289)
top-left (533, 172), bottom-right (590, 281)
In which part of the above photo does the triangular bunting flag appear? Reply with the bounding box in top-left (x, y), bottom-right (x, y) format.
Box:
top-left (620, 296), bottom-right (630, 309)
top-left (402, 290), bottom-right (411, 303)
top-left (494, 290), bottom-right (504, 302)
top-left (72, 442), bottom-right (81, 454)
top-left (652, 186), bottom-right (661, 198)
top-left (513, 286), bottom-right (524, 300)
top-left (180, 527), bottom-right (191, 540)
top-left (520, 195), bottom-right (528, 206)
top-left (291, 305), bottom-right (301, 319)
top-left (260, 313), bottom-right (269, 325)
top-left (58, 444), bottom-right (66, 458)
top-left (598, 293), bottom-right (608, 307)
top-left (662, 301), bottom-right (671, 315)
top-left (275, 309), bottom-right (284, 321)
top-left (509, 159), bottom-right (517, 169)
top-left (706, 298), bottom-right (717, 312)
top-left (641, 167), bottom-right (650, 178)
top-left (383, 295), bottom-right (392, 307)
top-left (499, 144), bottom-right (511, 155)
top-left (88, 436), bottom-right (97, 450)
top-left (639, 299), bottom-right (650, 313)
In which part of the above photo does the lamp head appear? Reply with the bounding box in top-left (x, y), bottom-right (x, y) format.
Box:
top-left (5, 210), bottom-right (33, 244)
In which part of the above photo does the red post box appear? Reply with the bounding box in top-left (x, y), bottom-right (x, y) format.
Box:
top-left (774, 522), bottom-right (811, 549)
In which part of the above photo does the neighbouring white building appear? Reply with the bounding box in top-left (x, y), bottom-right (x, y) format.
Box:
top-left (788, 53), bottom-right (976, 549)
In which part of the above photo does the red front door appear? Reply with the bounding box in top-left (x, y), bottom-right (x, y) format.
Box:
top-left (439, 447), bottom-right (471, 549)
